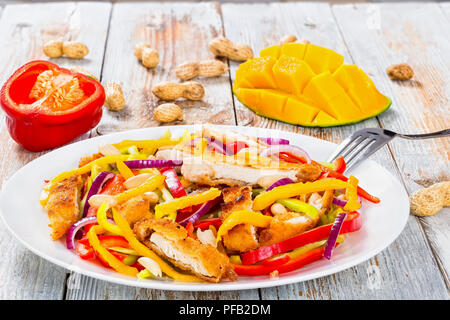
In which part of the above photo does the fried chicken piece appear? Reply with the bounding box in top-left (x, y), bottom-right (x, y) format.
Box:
top-left (296, 163), bottom-right (322, 182)
top-left (259, 189), bottom-right (334, 246)
top-left (220, 186), bottom-right (259, 253)
top-left (116, 195), bottom-right (151, 228)
top-left (133, 219), bottom-right (237, 283)
top-left (45, 175), bottom-right (84, 240)
top-left (78, 152), bottom-right (102, 167)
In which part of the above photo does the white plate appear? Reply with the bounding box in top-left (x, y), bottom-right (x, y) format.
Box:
top-left (0, 125), bottom-right (409, 291)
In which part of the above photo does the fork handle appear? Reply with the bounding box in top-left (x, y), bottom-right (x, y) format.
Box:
top-left (398, 129), bottom-right (450, 140)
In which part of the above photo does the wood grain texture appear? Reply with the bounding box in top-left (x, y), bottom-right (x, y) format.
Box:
top-left (222, 2), bottom-right (448, 299)
top-left (95, 1), bottom-right (235, 136)
top-left (0, 2), bottom-right (111, 299)
top-left (333, 2), bottom-right (450, 287)
top-left (65, 1), bottom-right (260, 300)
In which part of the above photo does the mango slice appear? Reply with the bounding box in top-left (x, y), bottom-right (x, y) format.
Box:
top-left (260, 45), bottom-right (281, 59)
top-left (333, 65), bottom-right (390, 116)
top-left (272, 55), bottom-right (316, 97)
top-left (303, 44), bottom-right (344, 74)
top-left (280, 43), bottom-right (308, 60)
top-left (233, 42), bottom-right (391, 127)
top-left (238, 56), bottom-right (277, 89)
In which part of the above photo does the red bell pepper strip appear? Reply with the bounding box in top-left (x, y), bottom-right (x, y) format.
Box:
top-left (333, 156), bottom-right (346, 174)
top-left (186, 222), bottom-right (195, 238)
top-left (260, 254), bottom-right (291, 267)
top-left (159, 167), bottom-right (197, 219)
top-left (0, 60), bottom-right (105, 151)
top-left (240, 212), bottom-right (361, 265)
top-left (75, 240), bottom-right (95, 260)
top-left (193, 218), bottom-right (223, 230)
top-left (278, 152), bottom-right (307, 164)
top-left (225, 141), bottom-right (249, 154)
top-left (160, 167), bottom-right (187, 198)
top-left (233, 245), bottom-right (337, 276)
top-left (326, 170), bottom-right (380, 203)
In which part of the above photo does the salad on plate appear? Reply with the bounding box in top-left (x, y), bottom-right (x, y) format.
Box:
top-left (40, 125), bottom-right (379, 283)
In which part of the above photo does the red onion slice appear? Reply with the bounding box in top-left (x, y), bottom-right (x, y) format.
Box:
top-left (259, 145), bottom-right (311, 163)
top-left (332, 197), bottom-right (347, 207)
top-left (124, 159), bottom-right (183, 168)
top-left (82, 172), bottom-right (115, 217)
top-left (258, 137), bottom-right (290, 145)
top-left (66, 216), bottom-right (97, 249)
top-left (266, 178), bottom-right (294, 191)
top-left (323, 212), bottom-right (347, 260)
top-left (178, 197), bottom-right (221, 227)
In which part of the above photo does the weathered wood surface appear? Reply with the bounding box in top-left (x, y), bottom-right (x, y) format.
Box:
top-left (0, 1), bottom-right (448, 300)
top-left (95, 1), bottom-right (235, 136)
top-left (0, 2), bottom-right (111, 299)
top-left (222, 2), bottom-right (448, 299)
top-left (333, 2), bottom-right (450, 288)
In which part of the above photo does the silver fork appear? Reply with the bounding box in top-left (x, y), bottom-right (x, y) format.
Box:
top-left (327, 128), bottom-right (450, 173)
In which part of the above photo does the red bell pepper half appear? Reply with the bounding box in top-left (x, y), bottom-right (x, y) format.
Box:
top-left (240, 212), bottom-right (361, 265)
top-left (0, 60), bottom-right (105, 151)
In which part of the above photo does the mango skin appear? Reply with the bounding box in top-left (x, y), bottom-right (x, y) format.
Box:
top-left (234, 43), bottom-right (392, 127)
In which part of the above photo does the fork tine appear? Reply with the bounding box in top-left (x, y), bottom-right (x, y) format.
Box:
top-left (344, 137), bottom-right (374, 165)
top-left (327, 133), bottom-right (363, 162)
top-left (345, 138), bottom-right (387, 173)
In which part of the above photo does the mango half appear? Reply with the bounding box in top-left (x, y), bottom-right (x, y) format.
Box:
top-left (233, 43), bottom-right (391, 127)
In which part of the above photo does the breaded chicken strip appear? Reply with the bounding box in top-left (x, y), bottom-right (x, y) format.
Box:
top-left (45, 175), bottom-right (83, 240)
top-left (259, 189), bottom-right (335, 246)
top-left (116, 195), bottom-right (151, 228)
top-left (133, 219), bottom-right (236, 283)
top-left (221, 186), bottom-right (259, 253)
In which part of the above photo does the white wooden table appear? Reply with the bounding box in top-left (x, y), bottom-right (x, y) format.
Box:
top-left (0, 1), bottom-right (448, 300)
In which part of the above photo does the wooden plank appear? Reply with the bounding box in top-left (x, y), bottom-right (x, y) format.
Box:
top-left (333, 2), bottom-right (450, 287)
top-left (67, 1), bottom-right (260, 300)
top-left (0, 2), bottom-right (111, 299)
top-left (95, 1), bottom-right (235, 136)
top-left (222, 2), bottom-right (448, 299)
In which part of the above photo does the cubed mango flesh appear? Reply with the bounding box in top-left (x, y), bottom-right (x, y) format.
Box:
top-left (283, 97), bottom-right (319, 124)
top-left (312, 111), bottom-right (339, 126)
top-left (240, 56), bottom-right (277, 89)
top-left (304, 44), bottom-right (344, 74)
top-left (272, 55), bottom-right (316, 96)
top-left (280, 43), bottom-right (308, 60)
top-left (260, 45), bottom-right (281, 59)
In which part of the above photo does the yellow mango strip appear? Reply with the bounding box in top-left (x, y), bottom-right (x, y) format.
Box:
top-left (86, 225), bottom-right (138, 277)
top-left (116, 160), bottom-right (134, 179)
top-left (115, 174), bottom-right (165, 204)
top-left (96, 202), bottom-right (123, 235)
top-left (112, 209), bottom-right (200, 282)
top-left (216, 210), bottom-right (272, 243)
top-left (253, 179), bottom-right (348, 211)
top-left (344, 176), bottom-right (361, 211)
top-left (154, 188), bottom-right (221, 219)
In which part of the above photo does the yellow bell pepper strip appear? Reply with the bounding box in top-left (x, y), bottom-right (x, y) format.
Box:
top-left (115, 174), bottom-right (165, 204)
top-left (116, 160), bottom-right (134, 179)
top-left (43, 154), bottom-right (147, 196)
top-left (253, 179), bottom-right (348, 211)
top-left (154, 188), bottom-right (221, 220)
top-left (86, 225), bottom-right (138, 276)
top-left (216, 210), bottom-right (273, 243)
top-left (96, 202), bottom-right (123, 235)
top-left (276, 199), bottom-right (319, 219)
top-left (344, 176), bottom-right (361, 211)
top-left (112, 130), bottom-right (181, 154)
top-left (112, 209), bottom-right (200, 282)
